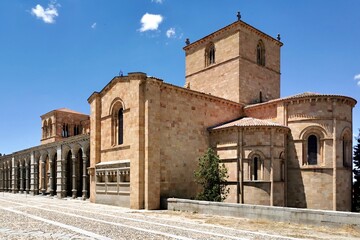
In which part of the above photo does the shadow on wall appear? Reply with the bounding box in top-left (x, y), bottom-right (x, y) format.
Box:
top-left (287, 134), bottom-right (307, 208)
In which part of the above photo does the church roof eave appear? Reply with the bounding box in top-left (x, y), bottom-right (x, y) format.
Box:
top-left (209, 117), bottom-right (289, 132)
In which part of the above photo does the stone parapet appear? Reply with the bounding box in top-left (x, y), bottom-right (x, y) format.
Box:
top-left (167, 198), bottom-right (360, 228)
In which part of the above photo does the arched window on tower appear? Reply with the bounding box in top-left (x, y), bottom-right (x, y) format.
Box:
top-left (66, 124), bottom-right (69, 137)
top-left (307, 135), bottom-right (318, 165)
top-left (256, 40), bottom-right (265, 66)
top-left (48, 118), bottom-right (52, 137)
top-left (205, 43), bottom-right (215, 67)
top-left (42, 120), bottom-right (47, 139)
top-left (73, 125), bottom-right (80, 136)
top-left (62, 123), bottom-right (69, 138)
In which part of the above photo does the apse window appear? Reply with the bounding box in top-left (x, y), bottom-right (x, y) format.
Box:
top-left (307, 135), bottom-right (318, 165)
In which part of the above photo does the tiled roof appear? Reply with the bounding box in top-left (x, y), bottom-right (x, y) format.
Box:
top-left (210, 117), bottom-right (287, 130)
top-left (55, 108), bottom-right (87, 115)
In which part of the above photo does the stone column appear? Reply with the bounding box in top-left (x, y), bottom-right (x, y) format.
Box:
top-left (11, 157), bottom-right (16, 193)
top-left (41, 155), bottom-right (46, 195)
top-left (56, 146), bottom-right (65, 198)
top-left (332, 100), bottom-right (337, 211)
top-left (0, 164), bottom-right (3, 192)
top-left (62, 157), bottom-right (67, 198)
top-left (49, 157), bottom-right (54, 196)
top-left (270, 128), bottom-right (275, 206)
top-left (82, 155), bottom-right (88, 200)
top-left (4, 164), bottom-right (8, 191)
top-left (25, 161), bottom-right (30, 194)
top-left (34, 156), bottom-right (39, 195)
top-left (30, 152), bottom-right (38, 195)
top-left (19, 161), bottom-right (24, 193)
top-left (8, 163), bottom-right (12, 192)
top-left (72, 155), bottom-right (77, 199)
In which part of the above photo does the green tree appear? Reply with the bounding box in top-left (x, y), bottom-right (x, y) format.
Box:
top-left (194, 148), bottom-right (229, 202)
top-left (353, 129), bottom-right (360, 212)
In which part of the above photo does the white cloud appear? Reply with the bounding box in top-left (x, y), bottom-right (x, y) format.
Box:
top-left (166, 28), bottom-right (176, 38)
top-left (91, 22), bottom-right (97, 29)
top-left (31, 1), bottom-right (59, 24)
top-left (139, 13), bottom-right (163, 32)
top-left (152, 0), bottom-right (163, 3)
top-left (354, 74), bottom-right (360, 86)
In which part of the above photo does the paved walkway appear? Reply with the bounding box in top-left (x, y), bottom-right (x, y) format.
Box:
top-left (0, 193), bottom-right (359, 239)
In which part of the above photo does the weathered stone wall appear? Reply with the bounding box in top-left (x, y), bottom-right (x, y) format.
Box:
top-left (167, 198), bottom-right (360, 228)
top-left (245, 96), bottom-right (355, 211)
top-left (41, 110), bottom-right (90, 145)
top-left (210, 127), bottom-right (287, 207)
top-left (185, 21), bottom-right (281, 104)
top-left (243, 182), bottom-right (270, 205)
top-left (157, 83), bottom-right (242, 200)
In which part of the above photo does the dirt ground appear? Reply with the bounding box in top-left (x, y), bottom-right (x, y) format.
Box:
top-left (141, 210), bottom-right (360, 239)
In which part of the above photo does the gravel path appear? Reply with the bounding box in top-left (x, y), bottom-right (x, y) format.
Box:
top-left (0, 193), bottom-right (359, 239)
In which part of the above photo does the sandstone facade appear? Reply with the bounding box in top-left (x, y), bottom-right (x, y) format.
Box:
top-left (0, 17), bottom-right (356, 211)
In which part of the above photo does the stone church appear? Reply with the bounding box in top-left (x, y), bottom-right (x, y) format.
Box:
top-left (0, 17), bottom-right (356, 211)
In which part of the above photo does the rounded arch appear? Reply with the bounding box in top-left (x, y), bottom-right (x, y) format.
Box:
top-left (341, 127), bottom-right (352, 168)
top-left (70, 143), bottom-right (82, 157)
top-left (247, 149), bottom-right (266, 160)
top-left (247, 150), bottom-right (266, 181)
top-left (299, 125), bottom-right (327, 166)
top-left (340, 127), bottom-right (352, 139)
top-left (279, 151), bottom-right (285, 160)
top-left (109, 97), bottom-right (126, 116)
top-left (299, 125), bottom-right (327, 140)
top-left (43, 119), bottom-right (48, 138)
top-left (48, 118), bottom-right (52, 137)
top-left (109, 98), bottom-right (125, 146)
top-left (205, 42), bottom-right (216, 66)
top-left (43, 119), bottom-right (48, 128)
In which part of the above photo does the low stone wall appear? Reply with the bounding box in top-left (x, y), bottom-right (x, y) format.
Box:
top-left (167, 198), bottom-right (360, 227)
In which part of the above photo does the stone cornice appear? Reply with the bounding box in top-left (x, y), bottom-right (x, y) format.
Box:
top-left (88, 73), bottom-right (162, 104)
top-left (158, 81), bottom-right (243, 109)
top-left (0, 134), bottom-right (90, 161)
top-left (87, 72), bottom-right (243, 109)
top-left (184, 20), bottom-right (283, 52)
top-left (245, 94), bottom-right (357, 112)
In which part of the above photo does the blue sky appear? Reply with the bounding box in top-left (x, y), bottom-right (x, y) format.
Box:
top-left (0, 0), bottom-right (359, 154)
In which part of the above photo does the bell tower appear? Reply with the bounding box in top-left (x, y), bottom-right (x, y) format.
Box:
top-left (184, 14), bottom-right (283, 104)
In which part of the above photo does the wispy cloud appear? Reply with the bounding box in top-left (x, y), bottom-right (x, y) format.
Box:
top-left (354, 74), bottom-right (360, 86)
top-left (152, 0), bottom-right (163, 4)
top-left (166, 28), bottom-right (176, 38)
top-left (139, 13), bottom-right (163, 32)
top-left (31, 1), bottom-right (60, 24)
top-left (91, 22), bottom-right (97, 29)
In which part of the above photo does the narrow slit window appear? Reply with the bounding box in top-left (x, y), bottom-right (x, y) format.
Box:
top-left (118, 108), bottom-right (123, 145)
top-left (205, 43), bottom-right (215, 66)
top-left (307, 135), bottom-right (317, 165)
top-left (256, 40), bottom-right (265, 66)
